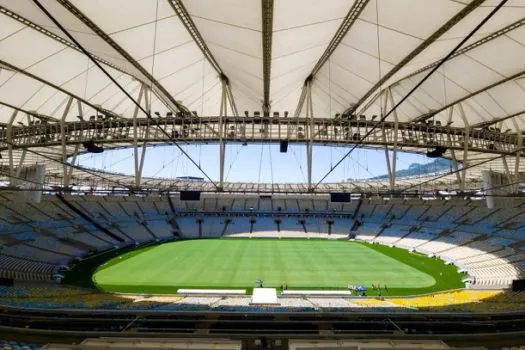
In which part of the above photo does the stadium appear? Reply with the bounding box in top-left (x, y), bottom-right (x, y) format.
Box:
top-left (1, 0), bottom-right (525, 349)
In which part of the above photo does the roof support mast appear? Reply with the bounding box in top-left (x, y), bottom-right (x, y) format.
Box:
top-left (219, 80), bottom-right (228, 190)
top-left (458, 103), bottom-right (470, 192)
top-left (387, 89), bottom-right (399, 191)
top-left (502, 156), bottom-right (513, 192)
top-left (306, 81), bottom-right (314, 192)
top-left (7, 110), bottom-right (18, 187)
top-left (133, 84), bottom-right (148, 188)
top-left (512, 119), bottom-right (522, 193)
top-left (60, 97), bottom-right (74, 187)
top-left (65, 100), bottom-right (85, 187)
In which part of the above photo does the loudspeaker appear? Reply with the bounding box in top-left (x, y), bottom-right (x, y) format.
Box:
top-left (180, 191), bottom-right (201, 201)
top-left (0, 278), bottom-right (13, 286)
top-left (512, 279), bottom-right (525, 291)
top-left (82, 140), bottom-right (104, 153)
top-left (330, 193), bottom-right (351, 202)
top-left (426, 146), bottom-right (447, 158)
top-left (280, 140), bottom-right (288, 153)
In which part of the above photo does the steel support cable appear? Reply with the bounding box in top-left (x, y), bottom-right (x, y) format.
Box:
top-left (32, 0), bottom-right (219, 190)
top-left (224, 145), bottom-right (243, 181)
top-left (312, 0), bottom-right (508, 191)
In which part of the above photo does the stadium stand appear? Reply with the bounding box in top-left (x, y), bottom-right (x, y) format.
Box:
top-left (1, 281), bottom-right (525, 314)
top-left (2, 195), bottom-right (525, 289)
top-left (1, 193), bottom-right (525, 318)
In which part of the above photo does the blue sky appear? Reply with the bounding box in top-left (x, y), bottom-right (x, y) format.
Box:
top-left (76, 144), bottom-right (434, 183)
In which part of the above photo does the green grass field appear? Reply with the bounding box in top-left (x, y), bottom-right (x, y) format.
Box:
top-left (92, 239), bottom-right (464, 295)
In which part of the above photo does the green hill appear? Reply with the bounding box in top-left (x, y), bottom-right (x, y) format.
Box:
top-left (369, 158), bottom-right (452, 180)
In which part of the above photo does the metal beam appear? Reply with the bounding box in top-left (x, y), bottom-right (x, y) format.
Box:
top-left (54, 0), bottom-right (189, 113)
top-left (0, 60), bottom-right (120, 120)
top-left (7, 110), bottom-right (18, 186)
top-left (306, 81), bottom-right (314, 191)
top-left (389, 16), bottom-right (525, 93)
top-left (458, 103), bottom-right (469, 191)
top-left (32, 0), bottom-right (218, 189)
top-left (413, 69), bottom-right (525, 123)
top-left (66, 143), bottom-right (81, 186)
top-left (294, 87), bottom-right (308, 119)
top-left (472, 109), bottom-right (525, 129)
top-left (167, 0), bottom-right (238, 116)
top-left (383, 128), bottom-right (393, 190)
top-left (60, 97), bottom-right (74, 187)
top-left (295, 0), bottom-right (369, 119)
top-left (313, 0), bottom-right (504, 189)
top-left (450, 148), bottom-right (463, 187)
top-left (0, 5), bottom-right (141, 89)
top-left (3, 116), bottom-right (520, 156)
top-left (0, 100), bottom-right (54, 122)
top-left (261, 0), bottom-right (274, 115)
top-left (512, 119), bottom-right (522, 193)
top-left (66, 101), bottom-right (85, 186)
top-left (502, 156), bottom-right (513, 191)
top-left (219, 80), bottom-right (227, 190)
top-left (388, 89), bottom-right (399, 190)
top-left (312, 1), bottom-right (370, 77)
top-left (345, 0), bottom-right (486, 116)
top-left (133, 86), bottom-right (146, 187)
top-left (14, 149), bottom-right (27, 179)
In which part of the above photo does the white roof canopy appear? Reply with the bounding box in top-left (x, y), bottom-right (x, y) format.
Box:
top-left (0, 0), bottom-right (525, 191)
top-left (0, 0), bottom-right (522, 126)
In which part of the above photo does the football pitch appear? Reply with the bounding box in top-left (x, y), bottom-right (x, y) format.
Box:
top-left (92, 239), bottom-right (464, 295)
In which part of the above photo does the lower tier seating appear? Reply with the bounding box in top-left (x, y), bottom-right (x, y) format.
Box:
top-left (0, 283), bottom-right (523, 314)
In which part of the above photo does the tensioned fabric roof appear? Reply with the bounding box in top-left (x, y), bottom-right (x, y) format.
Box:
top-left (0, 0), bottom-right (525, 191)
top-left (0, 0), bottom-right (524, 126)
